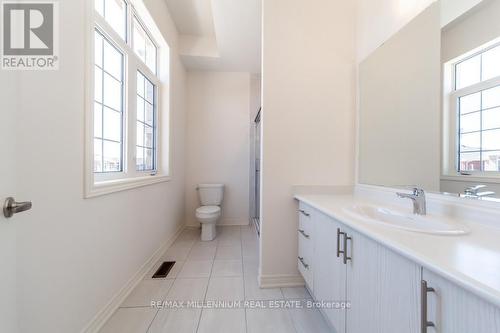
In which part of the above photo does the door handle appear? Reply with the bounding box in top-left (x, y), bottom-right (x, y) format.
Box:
top-left (421, 280), bottom-right (435, 333)
top-left (343, 233), bottom-right (352, 264)
top-left (337, 228), bottom-right (345, 258)
top-left (3, 197), bottom-right (32, 218)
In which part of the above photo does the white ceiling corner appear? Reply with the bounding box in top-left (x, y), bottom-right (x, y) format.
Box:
top-left (164, 0), bottom-right (261, 73)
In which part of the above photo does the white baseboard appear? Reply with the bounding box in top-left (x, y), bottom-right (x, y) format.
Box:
top-left (80, 223), bottom-right (185, 333)
top-left (258, 273), bottom-right (305, 288)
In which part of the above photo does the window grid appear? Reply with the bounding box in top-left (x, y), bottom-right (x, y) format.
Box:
top-left (458, 87), bottom-right (500, 172)
top-left (454, 43), bottom-right (500, 91)
top-left (132, 16), bottom-right (157, 74)
top-left (92, 0), bottom-right (162, 183)
top-left (95, 0), bottom-right (127, 41)
top-left (136, 71), bottom-right (156, 172)
top-left (454, 42), bottom-right (500, 173)
top-left (94, 30), bottom-right (125, 173)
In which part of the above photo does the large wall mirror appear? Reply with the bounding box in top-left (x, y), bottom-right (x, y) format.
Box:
top-left (358, 0), bottom-right (500, 200)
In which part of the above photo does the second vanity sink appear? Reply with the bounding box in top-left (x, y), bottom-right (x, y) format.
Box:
top-left (343, 204), bottom-right (470, 235)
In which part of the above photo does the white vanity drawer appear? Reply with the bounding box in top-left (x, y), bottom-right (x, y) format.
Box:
top-left (298, 228), bottom-right (313, 259)
top-left (298, 202), bottom-right (314, 238)
top-left (297, 202), bottom-right (314, 264)
top-left (298, 254), bottom-right (313, 290)
top-left (298, 202), bottom-right (314, 291)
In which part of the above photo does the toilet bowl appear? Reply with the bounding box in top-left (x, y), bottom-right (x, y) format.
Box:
top-left (196, 184), bottom-right (224, 241)
top-left (196, 206), bottom-right (221, 241)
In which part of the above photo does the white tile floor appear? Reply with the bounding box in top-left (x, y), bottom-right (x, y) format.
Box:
top-left (99, 225), bottom-right (331, 333)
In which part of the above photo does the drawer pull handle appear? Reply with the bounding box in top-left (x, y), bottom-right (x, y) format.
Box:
top-left (343, 233), bottom-right (352, 264)
top-left (421, 280), bottom-right (435, 333)
top-left (337, 228), bottom-right (345, 258)
top-left (298, 229), bottom-right (310, 239)
top-left (298, 209), bottom-right (310, 217)
top-left (298, 256), bottom-right (309, 269)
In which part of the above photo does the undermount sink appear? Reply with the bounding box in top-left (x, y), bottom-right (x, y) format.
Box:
top-left (343, 204), bottom-right (470, 235)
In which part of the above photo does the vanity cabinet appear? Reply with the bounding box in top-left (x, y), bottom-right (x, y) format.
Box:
top-left (423, 268), bottom-right (500, 333)
top-left (297, 201), bottom-right (500, 333)
top-left (298, 203), bottom-right (421, 333)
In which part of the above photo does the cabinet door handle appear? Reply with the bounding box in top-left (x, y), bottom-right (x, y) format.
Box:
top-left (298, 229), bottom-right (310, 239)
top-left (298, 209), bottom-right (310, 217)
top-left (421, 280), bottom-right (435, 333)
top-left (343, 233), bottom-right (352, 264)
top-left (337, 228), bottom-right (345, 258)
top-left (298, 256), bottom-right (309, 269)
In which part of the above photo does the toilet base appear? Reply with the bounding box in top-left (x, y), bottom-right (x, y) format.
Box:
top-left (201, 223), bottom-right (216, 241)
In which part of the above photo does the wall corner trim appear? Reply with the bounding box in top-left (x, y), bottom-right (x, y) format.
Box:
top-left (80, 224), bottom-right (186, 333)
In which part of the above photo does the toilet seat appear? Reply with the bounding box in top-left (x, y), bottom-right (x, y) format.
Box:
top-left (196, 205), bottom-right (221, 218)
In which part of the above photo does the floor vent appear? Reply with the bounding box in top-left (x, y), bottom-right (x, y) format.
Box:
top-left (152, 261), bottom-right (175, 279)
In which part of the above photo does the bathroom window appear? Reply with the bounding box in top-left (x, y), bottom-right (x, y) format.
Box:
top-left (87, 0), bottom-right (169, 197)
top-left (132, 16), bottom-right (157, 74)
top-left (94, 0), bottom-right (127, 41)
top-left (93, 31), bottom-right (125, 173)
top-left (445, 41), bottom-right (500, 177)
top-left (136, 71), bottom-right (156, 172)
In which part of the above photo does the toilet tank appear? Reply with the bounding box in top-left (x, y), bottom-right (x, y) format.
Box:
top-left (197, 184), bottom-right (224, 206)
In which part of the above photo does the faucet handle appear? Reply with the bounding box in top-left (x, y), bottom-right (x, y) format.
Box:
top-left (396, 187), bottom-right (420, 198)
top-left (466, 184), bottom-right (486, 191)
top-left (465, 185), bottom-right (487, 195)
top-left (411, 187), bottom-right (425, 196)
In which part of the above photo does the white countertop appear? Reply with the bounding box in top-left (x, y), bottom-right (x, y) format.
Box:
top-left (295, 193), bottom-right (500, 308)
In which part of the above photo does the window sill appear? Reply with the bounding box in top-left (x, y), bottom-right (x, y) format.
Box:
top-left (85, 174), bottom-right (171, 198)
top-left (441, 174), bottom-right (500, 184)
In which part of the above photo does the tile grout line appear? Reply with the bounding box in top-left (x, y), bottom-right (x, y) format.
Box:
top-left (110, 227), bottom-right (319, 332)
top-left (144, 228), bottom-right (194, 333)
top-left (154, 228), bottom-right (199, 332)
top-left (144, 308), bottom-right (160, 333)
top-left (195, 231), bottom-right (216, 333)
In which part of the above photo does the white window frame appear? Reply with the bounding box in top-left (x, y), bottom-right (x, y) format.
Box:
top-left (84, 0), bottom-right (171, 198)
top-left (443, 38), bottom-right (500, 183)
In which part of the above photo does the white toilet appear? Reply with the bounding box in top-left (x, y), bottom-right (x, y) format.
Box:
top-left (195, 184), bottom-right (224, 241)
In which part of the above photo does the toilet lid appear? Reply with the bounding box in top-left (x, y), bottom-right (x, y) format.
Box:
top-left (196, 206), bottom-right (220, 214)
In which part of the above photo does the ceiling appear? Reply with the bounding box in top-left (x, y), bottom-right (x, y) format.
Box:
top-left (164, 0), bottom-right (262, 73)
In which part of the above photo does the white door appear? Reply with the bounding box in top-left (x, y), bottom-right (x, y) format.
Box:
top-left (0, 67), bottom-right (21, 331)
top-left (423, 268), bottom-right (500, 333)
top-left (313, 212), bottom-right (346, 333)
top-left (345, 227), bottom-right (421, 333)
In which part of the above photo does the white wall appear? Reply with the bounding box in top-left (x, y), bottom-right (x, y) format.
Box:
top-left (185, 72), bottom-right (251, 226)
top-left (13, 0), bottom-right (187, 332)
top-left (356, 0), bottom-right (436, 63)
top-left (260, 0), bottom-right (356, 281)
top-left (441, 0), bottom-right (483, 27)
top-left (356, 0), bottom-right (484, 63)
top-left (441, 0), bottom-right (500, 63)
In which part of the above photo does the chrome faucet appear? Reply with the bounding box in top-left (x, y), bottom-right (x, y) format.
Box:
top-left (396, 187), bottom-right (426, 215)
top-left (464, 185), bottom-right (495, 198)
